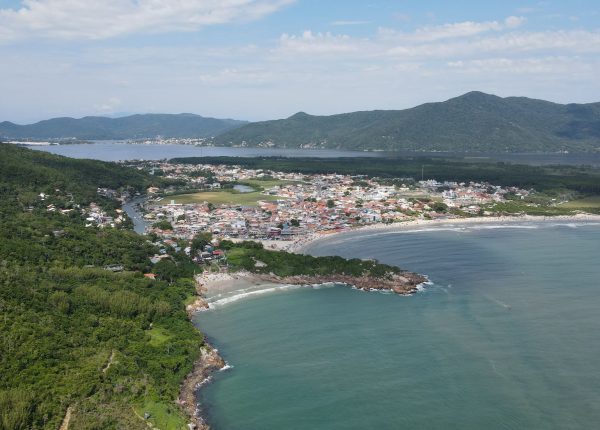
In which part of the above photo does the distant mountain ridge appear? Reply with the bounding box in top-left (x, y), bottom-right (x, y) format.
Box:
top-left (213, 92), bottom-right (600, 153)
top-left (3, 92), bottom-right (600, 152)
top-left (0, 113), bottom-right (247, 140)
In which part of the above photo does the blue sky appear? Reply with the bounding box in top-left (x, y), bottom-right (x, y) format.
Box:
top-left (1, 0), bottom-right (600, 123)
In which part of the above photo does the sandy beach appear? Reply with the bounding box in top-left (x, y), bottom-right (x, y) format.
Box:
top-left (194, 270), bottom-right (266, 295)
top-left (289, 213), bottom-right (600, 253)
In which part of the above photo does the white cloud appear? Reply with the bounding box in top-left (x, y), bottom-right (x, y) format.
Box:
top-left (446, 56), bottom-right (593, 75)
top-left (2, 13), bottom-right (600, 122)
top-left (379, 16), bottom-right (526, 43)
top-left (278, 31), bottom-right (362, 55)
top-left (275, 17), bottom-right (600, 61)
top-left (0, 0), bottom-right (294, 42)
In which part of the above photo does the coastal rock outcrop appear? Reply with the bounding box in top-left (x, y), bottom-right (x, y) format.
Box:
top-left (258, 271), bottom-right (428, 295)
top-left (179, 344), bottom-right (225, 430)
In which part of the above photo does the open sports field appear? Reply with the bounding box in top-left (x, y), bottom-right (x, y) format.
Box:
top-left (562, 196), bottom-right (600, 209)
top-left (239, 178), bottom-right (300, 189)
top-left (169, 190), bottom-right (281, 206)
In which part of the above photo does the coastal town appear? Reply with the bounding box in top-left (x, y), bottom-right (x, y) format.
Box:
top-left (126, 161), bottom-right (532, 245)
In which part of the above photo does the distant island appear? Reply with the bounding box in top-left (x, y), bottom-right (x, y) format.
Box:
top-left (3, 92), bottom-right (600, 153)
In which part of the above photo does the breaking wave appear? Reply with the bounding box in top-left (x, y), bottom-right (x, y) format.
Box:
top-left (207, 283), bottom-right (338, 309)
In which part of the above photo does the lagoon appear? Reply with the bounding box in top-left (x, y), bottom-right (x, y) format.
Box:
top-left (29, 142), bottom-right (600, 166)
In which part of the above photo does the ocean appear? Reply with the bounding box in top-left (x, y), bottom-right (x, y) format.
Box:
top-left (195, 221), bottom-right (600, 430)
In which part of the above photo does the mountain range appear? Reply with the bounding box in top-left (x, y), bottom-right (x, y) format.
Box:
top-left (0, 113), bottom-right (247, 140)
top-left (2, 92), bottom-right (600, 152)
top-left (213, 92), bottom-right (600, 153)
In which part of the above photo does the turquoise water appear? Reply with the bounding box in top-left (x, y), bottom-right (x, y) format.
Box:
top-left (195, 222), bottom-right (600, 429)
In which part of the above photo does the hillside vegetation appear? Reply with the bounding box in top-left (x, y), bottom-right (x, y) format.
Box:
top-left (213, 92), bottom-right (600, 153)
top-left (0, 145), bottom-right (202, 429)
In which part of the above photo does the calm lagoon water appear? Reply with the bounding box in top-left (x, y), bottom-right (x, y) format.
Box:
top-left (30, 142), bottom-right (600, 166)
top-left (195, 222), bottom-right (600, 430)
top-left (31, 142), bottom-right (383, 161)
top-left (232, 184), bottom-right (255, 193)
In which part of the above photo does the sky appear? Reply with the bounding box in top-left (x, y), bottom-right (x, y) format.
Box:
top-left (1, 0), bottom-right (600, 123)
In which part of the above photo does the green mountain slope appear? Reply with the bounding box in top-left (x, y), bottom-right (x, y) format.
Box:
top-left (0, 113), bottom-right (247, 140)
top-left (0, 145), bottom-right (202, 429)
top-left (213, 92), bottom-right (600, 152)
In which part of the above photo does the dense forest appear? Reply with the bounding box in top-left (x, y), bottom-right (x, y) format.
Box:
top-left (220, 240), bottom-right (402, 279)
top-left (170, 156), bottom-right (600, 195)
top-left (0, 144), bottom-right (202, 429)
top-left (0, 144), bottom-right (154, 211)
top-left (212, 92), bottom-right (600, 152)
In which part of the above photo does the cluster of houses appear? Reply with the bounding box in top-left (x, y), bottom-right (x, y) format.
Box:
top-left (129, 137), bottom-right (209, 146)
top-left (34, 188), bottom-right (127, 228)
top-left (136, 162), bottom-right (530, 241)
top-left (84, 203), bottom-right (126, 228)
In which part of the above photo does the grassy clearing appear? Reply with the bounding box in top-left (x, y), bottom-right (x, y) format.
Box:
top-left (562, 196), bottom-right (600, 209)
top-left (240, 178), bottom-right (299, 189)
top-left (489, 201), bottom-right (575, 216)
top-left (147, 326), bottom-right (171, 347)
top-left (184, 295), bottom-right (197, 306)
top-left (135, 400), bottom-right (187, 430)
top-left (171, 190), bottom-right (281, 206)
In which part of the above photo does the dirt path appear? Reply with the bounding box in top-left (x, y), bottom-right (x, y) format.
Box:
top-left (102, 350), bottom-right (116, 373)
top-left (58, 406), bottom-right (72, 430)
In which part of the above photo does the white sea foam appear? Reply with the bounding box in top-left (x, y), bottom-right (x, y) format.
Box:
top-left (196, 376), bottom-right (213, 388)
top-left (208, 284), bottom-right (304, 309)
top-left (220, 362), bottom-right (234, 372)
top-left (310, 282), bottom-right (337, 289)
top-left (467, 224), bottom-right (539, 230)
top-left (484, 294), bottom-right (512, 310)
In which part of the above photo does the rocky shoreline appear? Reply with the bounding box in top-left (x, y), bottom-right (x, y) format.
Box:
top-left (178, 343), bottom-right (225, 430)
top-left (255, 271), bottom-right (428, 295)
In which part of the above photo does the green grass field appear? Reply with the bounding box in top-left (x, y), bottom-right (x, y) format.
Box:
top-left (562, 196), bottom-right (600, 209)
top-left (170, 190), bottom-right (281, 206)
top-left (239, 178), bottom-right (299, 189)
top-left (135, 400), bottom-right (187, 430)
top-left (147, 326), bottom-right (171, 347)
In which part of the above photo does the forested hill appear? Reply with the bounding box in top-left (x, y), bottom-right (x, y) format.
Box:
top-left (0, 113), bottom-right (247, 140)
top-left (0, 144), bottom-right (154, 211)
top-left (0, 145), bottom-right (203, 429)
top-left (212, 92), bottom-right (600, 153)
